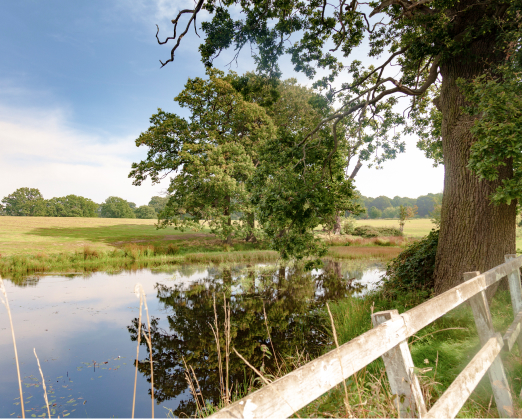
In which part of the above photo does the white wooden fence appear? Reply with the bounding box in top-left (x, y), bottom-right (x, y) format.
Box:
top-left (208, 254), bottom-right (522, 418)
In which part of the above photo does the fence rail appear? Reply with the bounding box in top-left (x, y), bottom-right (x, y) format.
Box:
top-left (209, 254), bottom-right (522, 418)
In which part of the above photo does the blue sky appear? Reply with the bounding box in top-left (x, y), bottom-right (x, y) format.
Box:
top-left (0, 0), bottom-right (443, 206)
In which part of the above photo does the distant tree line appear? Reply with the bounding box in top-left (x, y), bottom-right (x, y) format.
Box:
top-left (0, 187), bottom-right (168, 219)
top-left (353, 193), bottom-right (442, 220)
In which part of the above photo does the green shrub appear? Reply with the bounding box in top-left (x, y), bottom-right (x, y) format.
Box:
top-left (352, 225), bottom-right (380, 238)
top-left (376, 226), bottom-right (403, 237)
top-left (342, 218), bottom-right (356, 235)
top-left (381, 229), bottom-right (439, 296)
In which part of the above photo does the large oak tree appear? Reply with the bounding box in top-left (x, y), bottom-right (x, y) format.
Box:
top-left (154, 0), bottom-right (521, 293)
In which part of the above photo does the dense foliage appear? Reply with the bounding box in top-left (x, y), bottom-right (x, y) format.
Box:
top-left (131, 69), bottom-right (275, 243)
top-left (130, 71), bottom-right (360, 258)
top-left (134, 205), bottom-right (157, 219)
top-left (99, 196), bottom-right (136, 219)
top-left (44, 195), bottom-right (99, 217)
top-left (351, 225), bottom-right (403, 238)
top-left (1, 188), bottom-right (47, 216)
top-left (381, 230), bottom-right (439, 296)
top-left (357, 193), bottom-right (442, 219)
top-left (462, 55), bottom-right (522, 206)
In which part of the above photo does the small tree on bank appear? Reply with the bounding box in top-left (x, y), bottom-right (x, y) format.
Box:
top-left (130, 69), bottom-right (275, 244)
top-left (399, 205), bottom-right (418, 233)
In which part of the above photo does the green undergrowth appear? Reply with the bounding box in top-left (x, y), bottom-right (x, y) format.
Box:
top-left (0, 246), bottom-right (279, 280)
top-left (296, 289), bottom-right (522, 417)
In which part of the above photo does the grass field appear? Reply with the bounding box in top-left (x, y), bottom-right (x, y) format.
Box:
top-left (354, 218), bottom-right (436, 237)
top-left (0, 216), bottom-right (213, 257)
top-left (355, 218), bottom-right (522, 249)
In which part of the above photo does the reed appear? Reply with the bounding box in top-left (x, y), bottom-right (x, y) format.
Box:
top-left (133, 283), bottom-right (155, 418)
top-left (209, 294), bottom-right (224, 402)
top-left (223, 295), bottom-right (231, 405)
top-left (326, 302), bottom-right (352, 418)
top-left (0, 276), bottom-right (25, 418)
top-left (33, 348), bottom-right (51, 418)
top-left (131, 284), bottom-right (144, 419)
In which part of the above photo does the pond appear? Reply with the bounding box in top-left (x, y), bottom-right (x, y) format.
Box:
top-left (0, 260), bottom-right (384, 418)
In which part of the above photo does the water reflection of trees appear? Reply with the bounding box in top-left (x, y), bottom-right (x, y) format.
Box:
top-left (128, 261), bottom-right (366, 416)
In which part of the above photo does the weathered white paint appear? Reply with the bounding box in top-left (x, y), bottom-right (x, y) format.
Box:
top-left (424, 334), bottom-right (504, 419)
top-left (505, 255), bottom-right (522, 356)
top-left (503, 309), bottom-right (522, 352)
top-left (401, 256), bottom-right (522, 338)
top-left (465, 271), bottom-right (514, 418)
top-left (372, 310), bottom-right (427, 418)
top-left (208, 255), bottom-right (522, 419)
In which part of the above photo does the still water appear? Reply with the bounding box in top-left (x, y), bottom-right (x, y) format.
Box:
top-left (0, 261), bottom-right (383, 418)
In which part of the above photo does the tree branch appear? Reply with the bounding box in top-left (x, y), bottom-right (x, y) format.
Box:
top-left (156, 0), bottom-right (206, 68)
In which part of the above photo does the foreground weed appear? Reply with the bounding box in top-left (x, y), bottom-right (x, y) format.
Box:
top-left (0, 276), bottom-right (25, 418)
top-left (131, 284), bottom-right (144, 419)
top-left (133, 283), bottom-right (155, 418)
top-left (33, 348), bottom-right (51, 418)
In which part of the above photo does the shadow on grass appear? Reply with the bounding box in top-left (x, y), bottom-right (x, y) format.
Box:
top-left (25, 224), bottom-right (213, 245)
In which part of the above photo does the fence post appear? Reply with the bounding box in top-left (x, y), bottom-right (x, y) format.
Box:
top-left (464, 271), bottom-right (514, 417)
top-left (504, 255), bottom-right (522, 351)
top-left (372, 310), bottom-right (426, 418)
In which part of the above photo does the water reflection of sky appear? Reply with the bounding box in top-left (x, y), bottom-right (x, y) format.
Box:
top-left (0, 261), bottom-right (383, 418)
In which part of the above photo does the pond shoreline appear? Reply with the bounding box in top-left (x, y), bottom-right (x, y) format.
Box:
top-left (0, 244), bottom-right (404, 280)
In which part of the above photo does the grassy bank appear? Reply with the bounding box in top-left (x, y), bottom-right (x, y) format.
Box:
top-left (0, 246), bottom-right (280, 280)
top-left (295, 289), bottom-right (522, 417)
top-left (0, 216), bottom-right (411, 277)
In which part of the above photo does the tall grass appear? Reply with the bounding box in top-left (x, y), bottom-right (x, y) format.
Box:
top-left (0, 246), bottom-right (279, 279)
top-left (184, 287), bottom-right (522, 418)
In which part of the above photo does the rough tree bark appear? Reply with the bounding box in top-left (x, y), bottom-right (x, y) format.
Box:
top-left (433, 37), bottom-right (517, 294)
top-left (224, 195), bottom-right (232, 245)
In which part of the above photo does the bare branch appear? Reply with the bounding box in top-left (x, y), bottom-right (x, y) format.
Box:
top-left (299, 55), bottom-right (440, 149)
top-left (156, 0), bottom-right (205, 68)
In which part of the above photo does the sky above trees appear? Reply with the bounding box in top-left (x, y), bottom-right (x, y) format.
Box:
top-left (0, 0), bottom-right (443, 206)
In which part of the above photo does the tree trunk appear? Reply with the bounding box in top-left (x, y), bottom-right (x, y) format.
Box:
top-left (333, 212), bottom-right (342, 235)
top-left (224, 195), bottom-right (232, 245)
top-left (433, 39), bottom-right (516, 295)
top-left (245, 213), bottom-right (257, 242)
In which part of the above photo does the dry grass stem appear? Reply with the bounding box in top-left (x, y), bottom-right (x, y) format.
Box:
top-left (132, 285), bottom-right (144, 419)
top-left (223, 293), bottom-right (231, 405)
top-left (263, 302), bottom-right (281, 372)
top-left (183, 357), bottom-right (204, 417)
top-left (326, 302), bottom-right (353, 418)
top-left (232, 347), bottom-right (300, 418)
top-left (409, 327), bottom-right (467, 345)
top-left (134, 283), bottom-right (155, 418)
top-left (33, 348), bottom-right (51, 418)
top-left (210, 294), bottom-right (224, 401)
top-left (0, 276), bottom-right (25, 418)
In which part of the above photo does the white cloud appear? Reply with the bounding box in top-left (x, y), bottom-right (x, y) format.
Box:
top-left (353, 137), bottom-right (444, 198)
top-left (0, 104), bottom-right (171, 206)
